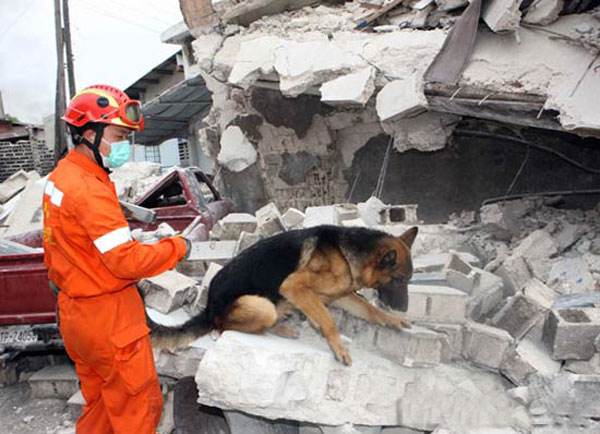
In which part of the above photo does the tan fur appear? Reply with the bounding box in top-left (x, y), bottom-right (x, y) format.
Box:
top-left (221, 295), bottom-right (278, 334)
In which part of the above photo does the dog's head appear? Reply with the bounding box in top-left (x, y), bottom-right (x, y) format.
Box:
top-left (361, 227), bottom-right (418, 312)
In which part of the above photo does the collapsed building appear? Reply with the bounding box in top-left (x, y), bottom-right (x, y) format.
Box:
top-left (132, 1), bottom-right (600, 433)
top-left (160, 0), bottom-right (600, 222)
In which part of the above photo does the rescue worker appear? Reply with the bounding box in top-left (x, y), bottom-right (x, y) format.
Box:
top-left (43, 84), bottom-right (190, 433)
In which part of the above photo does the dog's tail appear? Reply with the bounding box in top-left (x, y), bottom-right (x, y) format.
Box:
top-left (146, 309), bottom-right (214, 351)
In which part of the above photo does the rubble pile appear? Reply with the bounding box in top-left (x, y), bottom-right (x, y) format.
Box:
top-left (109, 161), bottom-right (164, 202)
top-left (149, 196), bottom-right (600, 433)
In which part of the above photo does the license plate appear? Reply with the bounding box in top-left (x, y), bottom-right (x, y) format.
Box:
top-left (0, 326), bottom-right (39, 345)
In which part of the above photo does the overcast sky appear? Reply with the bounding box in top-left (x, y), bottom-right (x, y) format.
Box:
top-left (0, 0), bottom-right (183, 124)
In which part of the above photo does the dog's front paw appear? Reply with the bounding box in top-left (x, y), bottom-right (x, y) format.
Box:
top-left (332, 343), bottom-right (352, 366)
top-left (388, 315), bottom-right (412, 329)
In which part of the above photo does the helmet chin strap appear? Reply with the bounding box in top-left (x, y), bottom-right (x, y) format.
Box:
top-left (81, 124), bottom-right (111, 174)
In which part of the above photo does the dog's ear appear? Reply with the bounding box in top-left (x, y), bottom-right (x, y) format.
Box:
top-left (399, 226), bottom-right (418, 249)
top-left (377, 249), bottom-right (397, 270)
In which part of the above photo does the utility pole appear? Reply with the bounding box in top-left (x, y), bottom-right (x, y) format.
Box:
top-left (54, 0), bottom-right (67, 164)
top-left (62, 0), bottom-right (76, 99)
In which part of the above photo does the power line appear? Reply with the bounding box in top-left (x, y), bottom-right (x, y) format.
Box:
top-left (0, 0), bottom-right (36, 40)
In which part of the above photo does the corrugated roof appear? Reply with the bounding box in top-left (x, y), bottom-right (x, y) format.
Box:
top-left (133, 75), bottom-right (211, 146)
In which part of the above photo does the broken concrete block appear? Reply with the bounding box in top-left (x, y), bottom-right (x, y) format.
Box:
top-left (397, 365), bottom-right (530, 432)
top-left (490, 292), bottom-right (549, 340)
top-left (380, 205), bottom-right (420, 225)
top-left (2, 178), bottom-right (44, 237)
top-left (334, 204), bottom-right (359, 224)
top-left (421, 323), bottom-right (464, 361)
top-left (218, 126), bottom-right (258, 172)
top-left (443, 252), bottom-right (480, 294)
top-left (139, 270), bottom-right (197, 314)
top-left (0, 170), bottom-right (39, 203)
top-left (500, 338), bottom-right (561, 385)
top-left (256, 202), bottom-right (286, 237)
top-left (463, 322), bottom-right (513, 371)
top-left (523, 0), bottom-right (563, 25)
top-left (67, 389), bottom-right (85, 419)
top-left (407, 284), bottom-right (468, 324)
top-left (413, 252), bottom-right (479, 273)
top-left (465, 267), bottom-right (504, 320)
top-left (225, 410), bottom-right (299, 434)
top-left (212, 213), bottom-right (258, 240)
top-left (481, 0), bottom-right (523, 33)
top-left (547, 256), bottom-right (594, 294)
top-left (374, 324), bottom-right (451, 366)
top-left (564, 353), bottom-right (600, 375)
top-left (554, 222), bottom-right (581, 253)
top-left (528, 372), bottom-right (600, 423)
top-left (514, 229), bottom-right (558, 261)
top-left (480, 203), bottom-right (520, 241)
top-left (282, 207), bottom-right (305, 229)
top-left (376, 76), bottom-right (426, 122)
top-left (542, 308), bottom-right (600, 360)
top-left (195, 331), bottom-right (528, 428)
top-left (553, 292), bottom-right (600, 310)
top-left (495, 254), bottom-right (531, 297)
top-left (523, 278), bottom-right (556, 309)
top-left (154, 346), bottom-right (209, 379)
top-left (507, 386), bottom-right (530, 406)
top-left (234, 231), bottom-right (261, 254)
top-left (28, 365), bottom-right (78, 399)
top-left (320, 67), bottom-right (375, 106)
top-left (303, 205), bottom-right (337, 228)
top-left (178, 240), bottom-right (236, 275)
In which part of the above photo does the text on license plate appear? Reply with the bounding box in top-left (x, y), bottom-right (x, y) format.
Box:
top-left (0, 327), bottom-right (39, 345)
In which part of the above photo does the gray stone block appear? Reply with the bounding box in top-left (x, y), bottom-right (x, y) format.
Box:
top-left (235, 231), bottom-right (261, 254)
top-left (495, 254), bottom-right (530, 297)
top-left (480, 202), bottom-right (520, 241)
top-left (463, 322), bottom-right (513, 371)
top-left (139, 270), bottom-right (198, 314)
top-left (542, 308), bottom-right (600, 360)
top-left (406, 284), bottom-right (468, 324)
top-left (413, 252), bottom-right (479, 273)
top-left (491, 293), bottom-right (548, 340)
top-left (178, 240), bottom-right (236, 275)
top-left (28, 364), bottom-right (79, 399)
top-left (212, 213), bottom-right (258, 240)
top-left (500, 338), bottom-right (561, 386)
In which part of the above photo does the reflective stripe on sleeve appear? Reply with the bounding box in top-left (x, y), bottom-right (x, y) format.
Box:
top-left (50, 188), bottom-right (64, 207)
top-left (93, 227), bottom-right (133, 254)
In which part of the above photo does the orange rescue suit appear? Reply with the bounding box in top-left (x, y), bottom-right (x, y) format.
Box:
top-left (43, 150), bottom-right (187, 433)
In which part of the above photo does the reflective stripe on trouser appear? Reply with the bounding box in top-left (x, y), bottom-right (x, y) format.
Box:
top-left (58, 287), bottom-right (162, 434)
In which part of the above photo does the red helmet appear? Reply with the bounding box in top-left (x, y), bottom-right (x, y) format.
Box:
top-left (62, 84), bottom-right (144, 131)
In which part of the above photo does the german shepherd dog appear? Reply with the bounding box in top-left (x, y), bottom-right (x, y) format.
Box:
top-left (151, 225), bottom-right (417, 365)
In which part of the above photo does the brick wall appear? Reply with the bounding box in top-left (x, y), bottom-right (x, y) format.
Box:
top-left (0, 140), bottom-right (55, 182)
